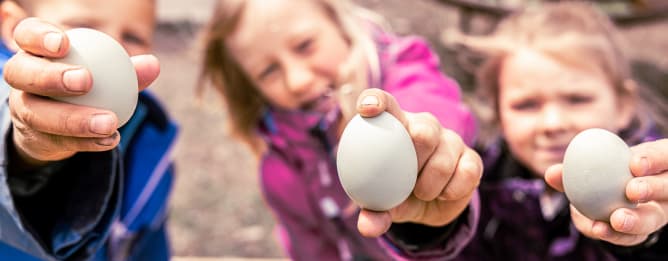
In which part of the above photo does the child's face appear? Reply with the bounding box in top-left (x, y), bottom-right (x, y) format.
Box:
top-left (225, 0), bottom-right (351, 113)
top-left (29, 0), bottom-right (155, 55)
top-left (498, 49), bottom-right (632, 177)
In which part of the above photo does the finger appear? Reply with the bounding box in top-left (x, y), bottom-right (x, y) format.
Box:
top-left (9, 90), bottom-right (118, 137)
top-left (131, 54), bottom-right (161, 91)
top-left (390, 194), bottom-right (471, 226)
top-left (356, 88), bottom-right (407, 125)
top-left (13, 18), bottom-right (70, 57)
top-left (387, 195), bottom-right (427, 223)
top-left (592, 220), bottom-right (647, 246)
top-left (13, 128), bottom-right (121, 161)
top-left (439, 147), bottom-right (482, 200)
top-left (357, 210), bottom-right (392, 237)
top-left (629, 139), bottom-right (668, 177)
top-left (4, 51), bottom-right (92, 96)
top-left (412, 125), bottom-right (456, 201)
top-left (571, 205), bottom-right (647, 246)
top-left (626, 174), bottom-right (668, 203)
top-left (609, 202), bottom-right (666, 235)
top-left (544, 164), bottom-right (565, 192)
top-left (569, 205), bottom-right (597, 238)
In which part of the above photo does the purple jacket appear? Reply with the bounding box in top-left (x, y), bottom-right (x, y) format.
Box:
top-left (257, 31), bottom-right (477, 261)
top-left (456, 133), bottom-right (668, 261)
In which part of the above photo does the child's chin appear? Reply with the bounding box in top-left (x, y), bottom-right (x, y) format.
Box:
top-left (528, 163), bottom-right (550, 178)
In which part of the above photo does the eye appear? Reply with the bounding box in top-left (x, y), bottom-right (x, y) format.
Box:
top-left (123, 32), bottom-right (149, 47)
top-left (295, 39), bottom-right (314, 54)
top-left (258, 63), bottom-right (279, 80)
top-left (62, 22), bottom-right (95, 31)
top-left (566, 94), bottom-right (593, 105)
top-left (511, 99), bottom-right (540, 112)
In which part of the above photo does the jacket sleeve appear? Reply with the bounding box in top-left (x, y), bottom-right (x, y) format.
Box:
top-left (0, 88), bottom-right (122, 260)
top-left (259, 152), bottom-right (342, 260)
top-left (380, 191), bottom-right (479, 260)
top-left (381, 35), bottom-right (477, 146)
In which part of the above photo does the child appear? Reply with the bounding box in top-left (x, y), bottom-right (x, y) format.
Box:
top-left (0, 0), bottom-right (178, 260)
top-left (198, 0), bottom-right (481, 260)
top-left (448, 2), bottom-right (668, 260)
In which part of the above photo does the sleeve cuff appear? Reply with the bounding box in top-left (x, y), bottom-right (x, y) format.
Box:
top-left (11, 149), bottom-right (122, 260)
top-left (380, 191), bottom-right (480, 260)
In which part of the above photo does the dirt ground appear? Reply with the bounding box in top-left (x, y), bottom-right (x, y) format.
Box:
top-left (151, 0), bottom-right (668, 258)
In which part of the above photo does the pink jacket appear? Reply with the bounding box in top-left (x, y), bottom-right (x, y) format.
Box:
top-left (257, 30), bottom-right (478, 261)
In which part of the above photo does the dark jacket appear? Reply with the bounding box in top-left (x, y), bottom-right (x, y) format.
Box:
top-left (0, 40), bottom-right (178, 260)
top-left (455, 136), bottom-right (668, 261)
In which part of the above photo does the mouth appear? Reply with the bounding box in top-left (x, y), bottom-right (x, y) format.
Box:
top-left (300, 87), bottom-right (337, 113)
top-left (538, 145), bottom-right (568, 160)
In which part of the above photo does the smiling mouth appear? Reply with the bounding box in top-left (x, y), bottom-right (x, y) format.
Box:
top-left (301, 88), bottom-right (336, 112)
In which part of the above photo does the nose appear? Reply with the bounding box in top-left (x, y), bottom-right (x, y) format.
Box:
top-left (538, 104), bottom-right (568, 135)
top-left (284, 61), bottom-right (314, 95)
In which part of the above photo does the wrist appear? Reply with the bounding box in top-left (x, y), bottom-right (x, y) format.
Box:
top-left (9, 128), bottom-right (74, 171)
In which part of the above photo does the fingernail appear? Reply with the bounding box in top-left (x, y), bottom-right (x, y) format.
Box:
top-left (90, 114), bottom-right (115, 135)
top-left (63, 69), bottom-right (89, 93)
top-left (634, 179), bottom-right (649, 203)
top-left (43, 32), bottom-right (62, 53)
top-left (620, 212), bottom-right (635, 232)
top-left (639, 157), bottom-right (650, 176)
top-left (360, 95), bottom-right (379, 107)
top-left (95, 132), bottom-right (118, 146)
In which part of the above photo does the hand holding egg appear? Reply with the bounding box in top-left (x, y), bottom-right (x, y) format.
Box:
top-left (547, 131), bottom-right (668, 246)
top-left (338, 89), bottom-right (482, 237)
top-left (5, 18), bottom-right (160, 163)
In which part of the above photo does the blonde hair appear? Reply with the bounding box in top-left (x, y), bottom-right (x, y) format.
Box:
top-left (448, 1), bottom-right (668, 148)
top-left (198, 0), bottom-right (384, 154)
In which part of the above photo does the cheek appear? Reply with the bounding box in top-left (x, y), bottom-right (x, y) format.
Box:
top-left (499, 108), bottom-right (531, 136)
top-left (573, 102), bottom-right (622, 130)
top-left (499, 111), bottom-right (535, 152)
top-left (316, 35), bottom-right (351, 75)
top-left (257, 84), bottom-right (288, 106)
top-left (316, 47), bottom-right (348, 75)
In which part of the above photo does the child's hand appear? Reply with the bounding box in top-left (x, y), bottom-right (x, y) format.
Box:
top-left (4, 18), bottom-right (160, 165)
top-left (353, 88), bottom-right (482, 237)
top-left (545, 138), bottom-right (668, 246)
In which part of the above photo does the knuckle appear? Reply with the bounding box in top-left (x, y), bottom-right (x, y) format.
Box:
top-left (13, 103), bottom-right (37, 129)
top-left (460, 158), bottom-right (483, 186)
top-left (411, 126), bottom-right (435, 149)
top-left (441, 128), bottom-right (464, 146)
top-left (413, 182), bottom-right (438, 201)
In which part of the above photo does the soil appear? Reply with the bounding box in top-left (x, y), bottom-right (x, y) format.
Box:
top-left (152, 0), bottom-right (668, 257)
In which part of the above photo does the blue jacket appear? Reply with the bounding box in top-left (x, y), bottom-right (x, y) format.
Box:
top-left (0, 41), bottom-right (178, 260)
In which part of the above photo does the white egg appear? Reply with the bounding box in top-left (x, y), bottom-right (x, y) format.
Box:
top-left (562, 128), bottom-right (636, 221)
top-left (336, 112), bottom-right (417, 211)
top-left (51, 28), bottom-right (138, 126)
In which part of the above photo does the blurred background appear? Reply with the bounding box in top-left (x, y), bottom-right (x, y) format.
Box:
top-left (153, 0), bottom-right (668, 258)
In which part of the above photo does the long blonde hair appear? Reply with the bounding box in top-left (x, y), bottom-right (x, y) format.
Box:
top-left (447, 1), bottom-right (668, 149)
top-left (198, 0), bottom-right (385, 154)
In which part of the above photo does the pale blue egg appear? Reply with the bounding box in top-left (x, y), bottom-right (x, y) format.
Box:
top-left (51, 28), bottom-right (138, 126)
top-left (336, 112), bottom-right (417, 211)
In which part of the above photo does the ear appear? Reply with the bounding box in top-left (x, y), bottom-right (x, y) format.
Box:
top-left (0, 1), bottom-right (28, 52)
top-left (615, 79), bottom-right (638, 130)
